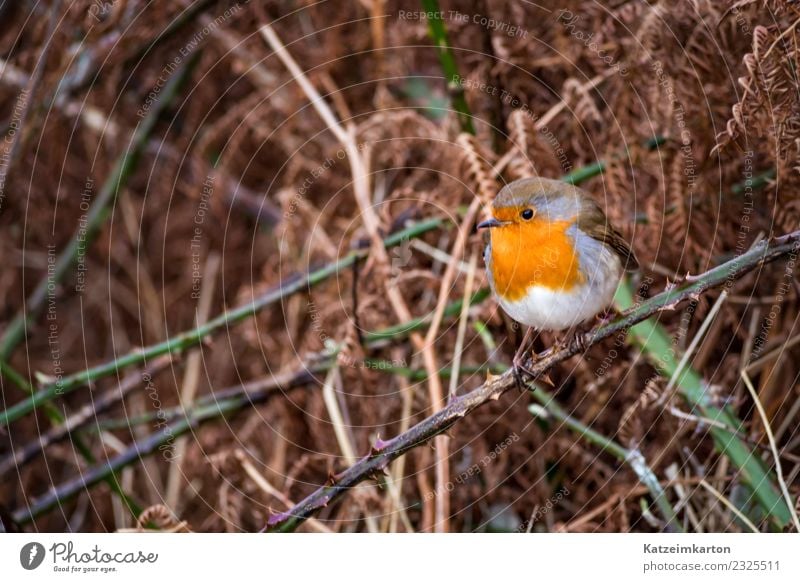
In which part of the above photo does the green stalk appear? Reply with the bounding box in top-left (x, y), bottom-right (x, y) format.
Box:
top-left (12, 400), bottom-right (233, 524)
top-left (561, 161), bottom-right (606, 185)
top-left (420, 0), bottom-right (475, 134)
top-left (364, 288), bottom-right (490, 342)
top-left (368, 361), bottom-right (505, 380)
top-left (731, 168), bottom-right (775, 195)
top-left (562, 135), bottom-right (667, 185)
top-left (25, 229), bottom-right (800, 529)
top-left (615, 282), bottom-right (793, 527)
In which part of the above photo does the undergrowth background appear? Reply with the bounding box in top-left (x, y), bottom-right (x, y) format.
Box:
top-left (1, 0), bottom-right (799, 532)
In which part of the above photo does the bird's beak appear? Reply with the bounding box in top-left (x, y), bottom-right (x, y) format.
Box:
top-left (477, 217), bottom-right (504, 229)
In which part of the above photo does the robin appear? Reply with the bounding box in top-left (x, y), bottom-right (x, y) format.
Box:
top-left (477, 177), bottom-right (638, 383)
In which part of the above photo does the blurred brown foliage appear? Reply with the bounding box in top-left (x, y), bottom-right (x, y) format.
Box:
top-left (0, 0), bottom-right (799, 532)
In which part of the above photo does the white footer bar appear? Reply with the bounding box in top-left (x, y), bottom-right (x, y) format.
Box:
top-left (2, 533), bottom-right (798, 580)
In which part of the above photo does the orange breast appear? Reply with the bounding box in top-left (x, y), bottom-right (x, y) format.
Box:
top-left (490, 217), bottom-right (584, 302)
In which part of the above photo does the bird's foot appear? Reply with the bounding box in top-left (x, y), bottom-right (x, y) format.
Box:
top-left (512, 360), bottom-right (541, 392)
top-left (595, 307), bottom-right (619, 325)
top-left (557, 327), bottom-right (590, 354)
top-left (512, 359), bottom-right (531, 391)
top-left (512, 349), bottom-right (555, 391)
top-left (512, 346), bottom-right (537, 391)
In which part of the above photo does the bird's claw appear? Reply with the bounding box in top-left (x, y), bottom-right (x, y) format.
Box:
top-left (569, 331), bottom-right (589, 353)
top-left (512, 352), bottom-right (529, 391)
top-left (512, 351), bottom-right (544, 392)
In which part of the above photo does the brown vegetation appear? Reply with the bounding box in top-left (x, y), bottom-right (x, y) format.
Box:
top-left (1, 0), bottom-right (799, 532)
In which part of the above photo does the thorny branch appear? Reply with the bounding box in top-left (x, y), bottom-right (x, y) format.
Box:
top-left (265, 230), bottom-right (800, 532)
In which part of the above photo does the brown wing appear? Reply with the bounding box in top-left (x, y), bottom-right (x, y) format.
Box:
top-left (577, 201), bottom-right (639, 272)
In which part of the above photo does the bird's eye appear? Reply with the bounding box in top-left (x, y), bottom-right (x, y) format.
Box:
top-left (520, 208), bottom-right (534, 220)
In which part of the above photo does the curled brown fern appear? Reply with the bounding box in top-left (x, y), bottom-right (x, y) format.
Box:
top-left (134, 504), bottom-right (191, 532)
top-left (719, 24), bottom-right (800, 157)
top-left (617, 378), bottom-right (665, 448)
top-left (456, 133), bottom-right (498, 208)
top-left (505, 109), bottom-right (563, 180)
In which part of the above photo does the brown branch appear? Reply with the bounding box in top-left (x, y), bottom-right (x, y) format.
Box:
top-left (0, 357), bottom-right (171, 474)
top-left (265, 230), bottom-right (800, 532)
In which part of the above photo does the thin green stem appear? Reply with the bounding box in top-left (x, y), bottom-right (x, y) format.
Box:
top-left (420, 0), bottom-right (475, 134)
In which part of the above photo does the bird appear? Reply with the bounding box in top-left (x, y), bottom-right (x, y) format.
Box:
top-left (477, 177), bottom-right (638, 382)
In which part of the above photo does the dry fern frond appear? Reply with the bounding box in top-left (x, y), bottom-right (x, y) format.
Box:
top-left (130, 504), bottom-right (191, 532)
top-left (666, 151), bottom-right (690, 254)
top-left (456, 133), bottom-right (498, 207)
top-left (506, 109), bottom-right (563, 180)
top-left (617, 378), bottom-right (665, 448)
top-left (719, 23), bottom-right (800, 159)
top-left (563, 78), bottom-right (603, 127)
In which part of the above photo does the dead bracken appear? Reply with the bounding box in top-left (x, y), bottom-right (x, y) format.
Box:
top-left (0, 1), bottom-right (799, 534)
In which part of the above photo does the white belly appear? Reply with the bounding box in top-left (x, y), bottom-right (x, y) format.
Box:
top-left (497, 271), bottom-right (618, 330)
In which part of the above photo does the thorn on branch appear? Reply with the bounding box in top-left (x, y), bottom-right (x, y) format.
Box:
top-left (371, 435), bottom-right (388, 453)
top-left (683, 271), bottom-right (702, 283)
top-left (537, 373), bottom-right (556, 388)
top-left (325, 471), bottom-right (338, 487)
